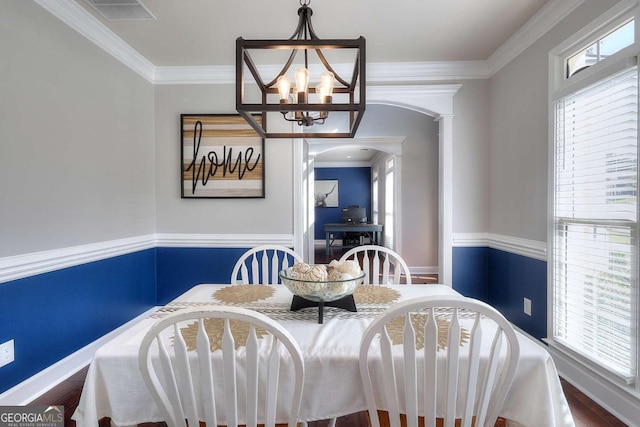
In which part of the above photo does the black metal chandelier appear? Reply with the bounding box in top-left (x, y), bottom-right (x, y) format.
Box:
top-left (236, 0), bottom-right (365, 138)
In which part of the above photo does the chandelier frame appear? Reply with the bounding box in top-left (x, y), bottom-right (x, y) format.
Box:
top-left (236, 3), bottom-right (366, 138)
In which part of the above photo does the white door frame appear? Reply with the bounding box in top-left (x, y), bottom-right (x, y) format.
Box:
top-left (293, 84), bottom-right (461, 286)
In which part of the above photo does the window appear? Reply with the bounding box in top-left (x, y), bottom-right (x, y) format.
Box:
top-left (551, 11), bottom-right (639, 384)
top-left (567, 20), bottom-right (634, 77)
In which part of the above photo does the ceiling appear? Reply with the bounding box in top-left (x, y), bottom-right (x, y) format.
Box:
top-left (314, 145), bottom-right (379, 163)
top-left (73, 0), bottom-right (550, 67)
top-left (69, 0), bottom-right (552, 163)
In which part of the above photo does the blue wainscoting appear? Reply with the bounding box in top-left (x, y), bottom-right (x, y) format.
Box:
top-left (487, 248), bottom-right (547, 340)
top-left (452, 246), bottom-right (547, 341)
top-left (452, 247), bottom-right (489, 301)
top-left (0, 249), bottom-right (156, 393)
top-left (155, 247), bottom-right (249, 305)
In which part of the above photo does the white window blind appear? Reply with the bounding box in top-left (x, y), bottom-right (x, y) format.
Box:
top-left (553, 65), bottom-right (638, 381)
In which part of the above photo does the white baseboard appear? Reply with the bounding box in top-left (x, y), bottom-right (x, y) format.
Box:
top-left (0, 307), bottom-right (157, 405)
top-left (409, 266), bottom-right (439, 275)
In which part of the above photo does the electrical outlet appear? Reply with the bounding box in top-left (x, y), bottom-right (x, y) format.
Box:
top-left (523, 298), bottom-right (532, 316)
top-left (0, 340), bottom-right (15, 367)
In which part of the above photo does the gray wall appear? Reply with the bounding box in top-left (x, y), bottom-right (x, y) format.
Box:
top-left (488, 0), bottom-right (620, 242)
top-left (453, 80), bottom-right (490, 234)
top-left (0, 0), bottom-right (156, 258)
top-left (153, 85), bottom-right (294, 234)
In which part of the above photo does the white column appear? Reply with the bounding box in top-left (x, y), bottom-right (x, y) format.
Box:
top-left (437, 114), bottom-right (453, 286)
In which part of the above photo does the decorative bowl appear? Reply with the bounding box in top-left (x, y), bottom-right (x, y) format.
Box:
top-left (279, 266), bottom-right (365, 303)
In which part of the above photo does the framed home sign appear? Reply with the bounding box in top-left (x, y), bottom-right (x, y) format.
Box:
top-left (181, 114), bottom-right (265, 198)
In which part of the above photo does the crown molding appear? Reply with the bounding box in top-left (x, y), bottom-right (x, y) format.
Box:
top-left (486, 0), bottom-right (585, 75)
top-left (34, 0), bottom-right (156, 82)
top-left (152, 62), bottom-right (489, 85)
top-left (153, 65), bottom-right (235, 85)
top-left (368, 61), bottom-right (489, 81)
top-left (37, 0), bottom-right (584, 84)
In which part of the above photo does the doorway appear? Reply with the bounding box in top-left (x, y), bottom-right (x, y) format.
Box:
top-left (307, 141), bottom-right (403, 264)
top-left (293, 84), bottom-right (460, 285)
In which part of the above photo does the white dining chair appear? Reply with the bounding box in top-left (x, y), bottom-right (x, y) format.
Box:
top-left (360, 295), bottom-right (520, 427)
top-left (231, 245), bottom-right (303, 285)
top-left (339, 245), bottom-right (412, 284)
top-left (138, 306), bottom-right (305, 427)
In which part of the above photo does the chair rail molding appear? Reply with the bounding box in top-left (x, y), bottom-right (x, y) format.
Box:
top-left (0, 235), bottom-right (156, 285)
top-left (452, 232), bottom-right (547, 261)
top-left (0, 234), bottom-right (295, 285)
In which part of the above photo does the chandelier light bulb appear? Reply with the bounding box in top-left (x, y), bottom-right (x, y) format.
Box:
top-left (320, 71), bottom-right (335, 97)
top-left (316, 82), bottom-right (328, 103)
top-left (277, 75), bottom-right (291, 103)
top-left (295, 67), bottom-right (310, 103)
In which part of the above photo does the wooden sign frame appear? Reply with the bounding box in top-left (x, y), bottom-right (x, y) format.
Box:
top-left (180, 114), bottom-right (265, 198)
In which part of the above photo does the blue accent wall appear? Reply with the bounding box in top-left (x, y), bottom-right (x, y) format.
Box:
top-left (314, 167), bottom-right (371, 239)
top-left (155, 247), bottom-right (248, 304)
top-left (452, 246), bottom-right (547, 341)
top-left (487, 248), bottom-right (547, 340)
top-left (452, 247), bottom-right (489, 301)
top-left (0, 249), bottom-right (156, 393)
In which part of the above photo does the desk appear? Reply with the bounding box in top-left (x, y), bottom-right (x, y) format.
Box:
top-left (324, 223), bottom-right (383, 255)
top-left (72, 284), bottom-right (574, 427)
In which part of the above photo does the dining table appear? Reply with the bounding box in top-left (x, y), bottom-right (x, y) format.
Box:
top-left (71, 283), bottom-right (575, 427)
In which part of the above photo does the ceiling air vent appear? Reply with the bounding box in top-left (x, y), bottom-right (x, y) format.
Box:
top-left (85, 0), bottom-right (156, 21)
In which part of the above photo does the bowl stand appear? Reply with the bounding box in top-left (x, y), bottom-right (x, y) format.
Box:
top-left (290, 294), bottom-right (357, 324)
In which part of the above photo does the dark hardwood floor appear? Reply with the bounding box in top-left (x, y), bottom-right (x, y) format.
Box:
top-left (29, 246), bottom-right (628, 427)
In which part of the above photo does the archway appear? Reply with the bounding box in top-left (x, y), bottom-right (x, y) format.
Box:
top-left (293, 84), bottom-right (461, 286)
top-left (306, 137), bottom-right (406, 264)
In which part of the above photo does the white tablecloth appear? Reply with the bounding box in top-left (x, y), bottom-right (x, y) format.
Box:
top-left (72, 284), bottom-right (574, 427)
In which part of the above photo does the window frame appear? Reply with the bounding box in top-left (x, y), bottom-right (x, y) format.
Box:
top-left (548, 0), bottom-right (640, 392)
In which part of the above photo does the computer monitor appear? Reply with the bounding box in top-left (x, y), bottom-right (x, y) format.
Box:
top-left (341, 205), bottom-right (367, 223)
